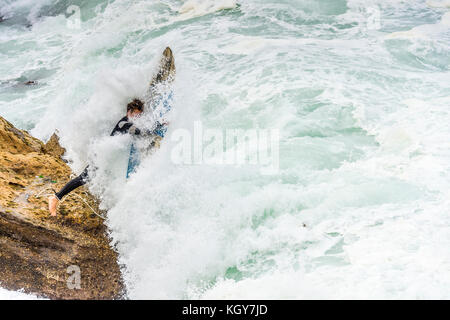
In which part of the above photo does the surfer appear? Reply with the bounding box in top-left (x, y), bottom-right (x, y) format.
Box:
top-left (48, 98), bottom-right (160, 216)
top-left (49, 47), bottom-right (175, 217)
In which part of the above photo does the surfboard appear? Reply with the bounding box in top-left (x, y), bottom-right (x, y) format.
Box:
top-left (126, 47), bottom-right (176, 178)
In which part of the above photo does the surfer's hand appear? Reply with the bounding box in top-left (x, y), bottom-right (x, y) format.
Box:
top-left (129, 125), bottom-right (141, 136)
top-left (143, 129), bottom-right (156, 136)
top-left (154, 121), bottom-right (169, 130)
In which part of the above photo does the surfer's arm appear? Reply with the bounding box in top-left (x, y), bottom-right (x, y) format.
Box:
top-left (111, 119), bottom-right (142, 136)
top-left (127, 124), bottom-right (141, 135)
top-left (111, 118), bottom-right (166, 137)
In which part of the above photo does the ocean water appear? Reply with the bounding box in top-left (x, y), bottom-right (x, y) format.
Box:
top-left (1, 0), bottom-right (450, 299)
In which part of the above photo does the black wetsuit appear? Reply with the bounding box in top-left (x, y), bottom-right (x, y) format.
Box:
top-left (55, 116), bottom-right (146, 200)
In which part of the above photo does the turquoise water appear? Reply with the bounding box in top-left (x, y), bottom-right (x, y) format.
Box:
top-left (1, 0), bottom-right (450, 299)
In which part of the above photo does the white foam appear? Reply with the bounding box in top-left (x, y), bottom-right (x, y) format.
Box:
top-left (0, 0), bottom-right (53, 23)
top-left (178, 0), bottom-right (237, 19)
top-left (385, 12), bottom-right (450, 40)
top-left (427, 0), bottom-right (450, 8)
top-left (0, 288), bottom-right (42, 300)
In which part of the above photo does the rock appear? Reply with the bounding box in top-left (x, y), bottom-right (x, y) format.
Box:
top-left (0, 116), bottom-right (123, 299)
top-left (0, 117), bottom-right (43, 154)
top-left (43, 132), bottom-right (66, 160)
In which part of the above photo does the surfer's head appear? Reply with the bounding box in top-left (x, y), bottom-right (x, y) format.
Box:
top-left (127, 99), bottom-right (144, 118)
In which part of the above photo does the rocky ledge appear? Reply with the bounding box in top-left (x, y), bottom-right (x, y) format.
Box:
top-left (0, 116), bottom-right (123, 299)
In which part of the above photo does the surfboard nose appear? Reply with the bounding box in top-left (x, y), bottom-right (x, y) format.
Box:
top-left (149, 47), bottom-right (176, 86)
top-left (163, 47), bottom-right (175, 72)
top-left (163, 47), bottom-right (172, 57)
